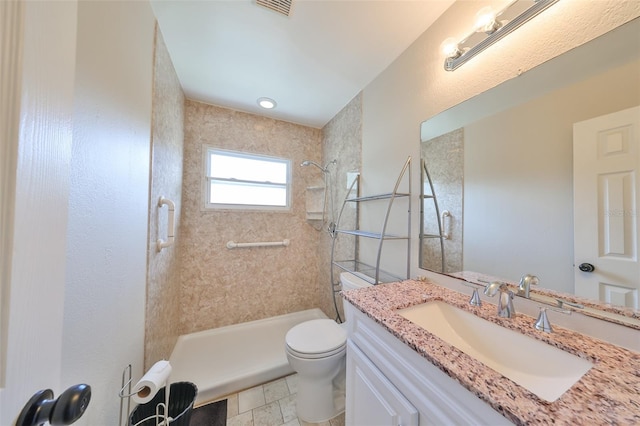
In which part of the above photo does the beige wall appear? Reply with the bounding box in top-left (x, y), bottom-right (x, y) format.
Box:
top-left (145, 26), bottom-right (185, 369)
top-left (361, 0), bottom-right (640, 279)
top-left (146, 46), bottom-right (362, 356)
top-left (179, 101), bottom-right (324, 333)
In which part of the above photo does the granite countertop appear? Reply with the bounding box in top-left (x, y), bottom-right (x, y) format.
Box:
top-left (342, 278), bottom-right (640, 425)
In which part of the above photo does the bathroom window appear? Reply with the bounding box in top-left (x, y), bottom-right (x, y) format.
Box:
top-left (203, 147), bottom-right (291, 211)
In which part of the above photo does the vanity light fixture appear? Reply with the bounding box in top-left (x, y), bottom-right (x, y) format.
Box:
top-left (474, 6), bottom-right (501, 34)
top-left (257, 97), bottom-right (277, 109)
top-left (440, 37), bottom-right (462, 59)
top-left (442, 0), bottom-right (560, 71)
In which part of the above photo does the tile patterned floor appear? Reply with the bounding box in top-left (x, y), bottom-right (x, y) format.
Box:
top-left (223, 374), bottom-right (345, 426)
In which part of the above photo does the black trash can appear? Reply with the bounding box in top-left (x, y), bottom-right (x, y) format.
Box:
top-left (129, 381), bottom-right (197, 426)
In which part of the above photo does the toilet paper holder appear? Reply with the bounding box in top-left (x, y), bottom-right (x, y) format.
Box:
top-left (118, 363), bottom-right (171, 426)
top-left (118, 364), bottom-right (134, 426)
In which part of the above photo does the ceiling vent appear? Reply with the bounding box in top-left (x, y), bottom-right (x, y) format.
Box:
top-left (256, 0), bottom-right (292, 17)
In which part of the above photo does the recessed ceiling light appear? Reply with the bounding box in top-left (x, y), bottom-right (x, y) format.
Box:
top-left (257, 97), bottom-right (277, 109)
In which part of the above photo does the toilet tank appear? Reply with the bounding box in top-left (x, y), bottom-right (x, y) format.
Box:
top-left (340, 272), bottom-right (373, 291)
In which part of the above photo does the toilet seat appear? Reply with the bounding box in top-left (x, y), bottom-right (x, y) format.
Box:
top-left (286, 343), bottom-right (346, 359)
top-left (285, 319), bottom-right (347, 359)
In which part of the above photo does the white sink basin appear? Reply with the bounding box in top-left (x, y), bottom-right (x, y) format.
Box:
top-left (397, 301), bottom-right (593, 402)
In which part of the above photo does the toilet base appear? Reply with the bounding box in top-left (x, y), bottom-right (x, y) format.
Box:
top-left (285, 318), bottom-right (348, 423)
top-left (296, 362), bottom-right (345, 423)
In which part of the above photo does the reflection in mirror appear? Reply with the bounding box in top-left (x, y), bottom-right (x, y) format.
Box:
top-left (419, 18), bottom-right (640, 316)
top-left (420, 142), bottom-right (462, 273)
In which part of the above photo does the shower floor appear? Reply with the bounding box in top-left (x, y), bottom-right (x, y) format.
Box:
top-left (169, 309), bottom-right (328, 406)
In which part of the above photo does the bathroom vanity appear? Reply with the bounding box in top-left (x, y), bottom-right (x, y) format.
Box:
top-left (343, 279), bottom-right (640, 425)
top-left (345, 302), bottom-right (509, 425)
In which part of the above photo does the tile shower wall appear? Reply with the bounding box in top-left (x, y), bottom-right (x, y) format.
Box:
top-left (145, 26), bottom-right (185, 368)
top-left (421, 128), bottom-right (463, 273)
top-left (180, 100), bottom-right (323, 333)
top-left (319, 93), bottom-right (362, 320)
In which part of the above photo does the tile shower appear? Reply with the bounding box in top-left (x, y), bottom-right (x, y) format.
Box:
top-left (144, 26), bottom-right (364, 371)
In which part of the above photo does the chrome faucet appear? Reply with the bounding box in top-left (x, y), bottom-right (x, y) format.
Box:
top-left (483, 281), bottom-right (515, 318)
top-left (517, 274), bottom-right (539, 298)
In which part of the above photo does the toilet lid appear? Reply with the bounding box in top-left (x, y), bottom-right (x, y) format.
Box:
top-left (285, 319), bottom-right (347, 354)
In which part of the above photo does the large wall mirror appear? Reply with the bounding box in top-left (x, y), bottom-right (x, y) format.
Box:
top-left (420, 18), bottom-right (640, 316)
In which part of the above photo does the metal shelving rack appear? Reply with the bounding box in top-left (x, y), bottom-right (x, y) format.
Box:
top-left (419, 158), bottom-right (446, 273)
top-left (330, 156), bottom-right (411, 287)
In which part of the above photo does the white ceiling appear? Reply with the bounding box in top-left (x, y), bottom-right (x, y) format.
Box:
top-left (151, 0), bottom-right (454, 128)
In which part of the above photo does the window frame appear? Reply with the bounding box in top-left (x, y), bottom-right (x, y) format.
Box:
top-left (202, 146), bottom-right (292, 212)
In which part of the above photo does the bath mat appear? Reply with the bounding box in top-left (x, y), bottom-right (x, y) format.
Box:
top-left (189, 399), bottom-right (227, 426)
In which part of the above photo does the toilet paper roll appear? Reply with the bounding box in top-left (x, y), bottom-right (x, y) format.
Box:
top-left (132, 360), bottom-right (172, 404)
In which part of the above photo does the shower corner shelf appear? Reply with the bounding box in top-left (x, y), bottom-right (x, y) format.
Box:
top-left (305, 186), bottom-right (326, 223)
top-left (330, 156), bottom-right (411, 286)
top-left (306, 211), bottom-right (324, 221)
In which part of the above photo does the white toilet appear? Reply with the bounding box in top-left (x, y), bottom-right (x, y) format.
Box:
top-left (285, 272), bottom-right (372, 423)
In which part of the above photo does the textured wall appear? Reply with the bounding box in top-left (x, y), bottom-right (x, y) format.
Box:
top-left (63, 1), bottom-right (155, 423)
top-left (421, 128), bottom-right (463, 273)
top-left (145, 26), bottom-right (185, 369)
top-left (180, 101), bottom-right (323, 333)
top-left (361, 0), bottom-right (640, 279)
top-left (319, 93), bottom-right (363, 321)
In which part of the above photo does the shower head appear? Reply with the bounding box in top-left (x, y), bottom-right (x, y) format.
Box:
top-left (300, 159), bottom-right (337, 173)
top-left (300, 160), bottom-right (326, 172)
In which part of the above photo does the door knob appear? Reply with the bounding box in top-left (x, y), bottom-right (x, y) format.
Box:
top-left (578, 263), bottom-right (595, 272)
top-left (17, 384), bottom-right (91, 426)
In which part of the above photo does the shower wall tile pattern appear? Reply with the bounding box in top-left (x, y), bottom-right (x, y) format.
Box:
top-left (319, 93), bottom-right (363, 320)
top-left (421, 128), bottom-right (463, 273)
top-left (180, 100), bottom-right (323, 333)
top-left (145, 26), bottom-right (186, 368)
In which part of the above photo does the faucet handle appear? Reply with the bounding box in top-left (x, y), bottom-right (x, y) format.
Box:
top-left (461, 282), bottom-right (483, 306)
top-left (534, 306), bottom-right (571, 333)
top-left (534, 308), bottom-right (553, 333)
top-left (556, 298), bottom-right (584, 309)
top-left (469, 288), bottom-right (482, 306)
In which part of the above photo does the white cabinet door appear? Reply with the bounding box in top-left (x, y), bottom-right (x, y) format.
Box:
top-left (346, 341), bottom-right (418, 426)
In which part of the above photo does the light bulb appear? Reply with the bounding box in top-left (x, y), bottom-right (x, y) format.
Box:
top-left (440, 37), bottom-right (461, 59)
top-left (257, 97), bottom-right (277, 109)
top-left (475, 6), bottom-right (500, 34)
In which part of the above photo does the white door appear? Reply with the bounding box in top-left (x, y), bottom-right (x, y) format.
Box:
top-left (0, 1), bottom-right (77, 424)
top-left (573, 106), bottom-right (640, 309)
